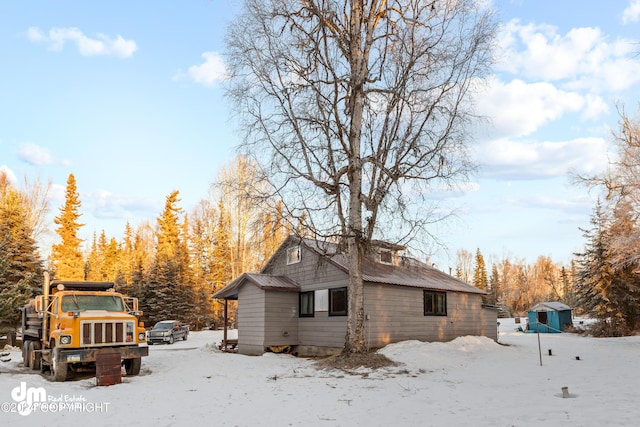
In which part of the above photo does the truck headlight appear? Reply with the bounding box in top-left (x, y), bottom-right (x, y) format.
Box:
top-left (138, 332), bottom-right (146, 342)
top-left (60, 335), bottom-right (72, 345)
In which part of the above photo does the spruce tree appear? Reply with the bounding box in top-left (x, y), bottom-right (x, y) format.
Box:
top-left (0, 185), bottom-right (43, 328)
top-left (575, 202), bottom-right (620, 333)
top-left (51, 174), bottom-right (85, 280)
top-left (473, 248), bottom-right (488, 291)
top-left (488, 264), bottom-right (500, 306)
top-left (211, 200), bottom-right (234, 326)
top-left (143, 191), bottom-right (192, 323)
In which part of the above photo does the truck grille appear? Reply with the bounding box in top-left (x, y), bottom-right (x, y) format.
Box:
top-left (80, 321), bottom-right (134, 346)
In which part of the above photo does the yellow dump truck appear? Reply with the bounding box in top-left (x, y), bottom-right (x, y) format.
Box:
top-left (21, 272), bottom-right (148, 381)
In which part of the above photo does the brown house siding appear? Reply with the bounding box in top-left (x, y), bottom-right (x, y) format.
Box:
top-left (263, 291), bottom-right (299, 346)
top-left (225, 237), bottom-right (497, 355)
top-left (298, 313), bottom-right (347, 348)
top-left (266, 244), bottom-right (348, 291)
top-left (237, 282), bottom-right (266, 355)
top-left (364, 284), bottom-right (497, 348)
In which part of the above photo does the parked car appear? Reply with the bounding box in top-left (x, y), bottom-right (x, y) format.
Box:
top-left (147, 320), bottom-right (189, 345)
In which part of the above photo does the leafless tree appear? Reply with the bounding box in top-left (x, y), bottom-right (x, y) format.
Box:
top-left (226, 0), bottom-right (496, 352)
top-left (575, 107), bottom-right (640, 270)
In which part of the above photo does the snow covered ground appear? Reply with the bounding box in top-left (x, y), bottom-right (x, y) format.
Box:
top-left (1, 318), bottom-right (639, 426)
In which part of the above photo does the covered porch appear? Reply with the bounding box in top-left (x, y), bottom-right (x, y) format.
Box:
top-left (212, 273), bottom-right (301, 355)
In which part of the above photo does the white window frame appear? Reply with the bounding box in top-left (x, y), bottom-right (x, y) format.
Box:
top-left (379, 249), bottom-right (393, 265)
top-left (286, 245), bottom-right (301, 265)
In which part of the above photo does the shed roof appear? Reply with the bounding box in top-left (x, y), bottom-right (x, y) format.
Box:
top-left (529, 302), bottom-right (571, 312)
top-left (213, 273), bottom-right (300, 300)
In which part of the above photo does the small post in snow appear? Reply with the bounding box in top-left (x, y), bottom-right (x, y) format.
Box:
top-left (537, 322), bottom-right (542, 366)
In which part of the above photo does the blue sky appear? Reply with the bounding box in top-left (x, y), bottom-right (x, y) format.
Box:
top-left (1, 1), bottom-right (640, 270)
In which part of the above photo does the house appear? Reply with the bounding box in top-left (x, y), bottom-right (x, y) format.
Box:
top-left (213, 236), bottom-right (498, 356)
top-left (527, 302), bottom-right (573, 333)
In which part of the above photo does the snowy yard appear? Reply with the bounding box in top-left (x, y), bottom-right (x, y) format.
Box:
top-left (1, 319), bottom-right (639, 426)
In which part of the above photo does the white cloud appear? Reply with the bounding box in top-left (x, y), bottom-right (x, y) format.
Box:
top-left (497, 19), bottom-right (640, 92)
top-left (86, 189), bottom-right (161, 220)
top-left (184, 51), bottom-right (229, 87)
top-left (27, 26), bottom-right (137, 58)
top-left (18, 143), bottom-right (56, 166)
top-left (622, 0), bottom-right (640, 24)
top-left (475, 77), bottom-right (595, 139)
top-left (475, 137), bottom-right (609, 180)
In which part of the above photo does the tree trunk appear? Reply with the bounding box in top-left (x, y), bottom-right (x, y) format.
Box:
top-left (344, 0), bottom-right (367, 354)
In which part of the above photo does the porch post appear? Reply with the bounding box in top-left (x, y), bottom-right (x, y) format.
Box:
top-left (223, 299), bottom-right (228, 347)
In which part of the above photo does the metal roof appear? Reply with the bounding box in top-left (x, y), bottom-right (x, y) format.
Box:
top-left (530, 302), bottom-right (572, 312)
top-left (216, 236), bottom-right (485, 298)
top-left (329, 252), bottom-right (485, 294)
top-left (213, 273), bottom-right (300, 299)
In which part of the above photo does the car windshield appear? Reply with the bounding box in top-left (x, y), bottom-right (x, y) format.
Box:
top-left (61, 294), bottom-right (124, 312)
top-left (154, 322), bottom-right (173, 330)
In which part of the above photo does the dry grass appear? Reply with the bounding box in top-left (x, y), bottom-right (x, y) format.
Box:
top-left (314, 351), bottom-right (397, 371)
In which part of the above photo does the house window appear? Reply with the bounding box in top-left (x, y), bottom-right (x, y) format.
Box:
top-left (299, 291), bottom-right (314, 317)
top-left (286, 245), bottom-right (301, 265)
top-left (329, 287), bottom-right (348, 316)
top-left (379, 250), bottom-right (393, 265)
top-left (424, 291), bottom-right (447, 316)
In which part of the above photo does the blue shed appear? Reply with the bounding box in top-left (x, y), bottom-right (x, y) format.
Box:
top-left (527, 302), bottom-right (573, 333)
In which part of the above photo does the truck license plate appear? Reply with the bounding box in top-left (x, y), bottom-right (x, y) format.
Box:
top-left (66, 355), bottom-right (81, 362)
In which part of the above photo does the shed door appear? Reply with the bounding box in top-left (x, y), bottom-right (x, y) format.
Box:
top-left (537, 311), bottom-right (548, 325)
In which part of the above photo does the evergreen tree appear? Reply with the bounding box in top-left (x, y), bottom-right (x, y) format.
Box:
top-left (0, 184), bottom-right (43, 328)
top-left (142, 260), bottom-right (174, 325)
top-left (211, 200), bottom-right (234, 326)
top-left (212, 201), bottom-right (233, 290)
top-left (574, 202), bottom-right (620, 333)
top-left (143, 190), bottom-right (195, 324)
top-left (157, 191), bottom-right (182, 261)
top-left (473, 248), bottom-right (488, 291)
top-left (174, 214), bottom-right (196, 323)
top-left (488, 264), bottom-right (500, 306)
top-left (102, 236), bottom-right (119, 281)
top-left (189, 204), bottom-right (216, 329)
top-left (119, 222), bottom-right (135, 286)
top-left (86, 232), bottom-right (100, 281)
top-left (51, 174), bottom-right (85, 280)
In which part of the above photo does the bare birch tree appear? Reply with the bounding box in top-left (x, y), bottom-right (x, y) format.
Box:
top-left (226, 0), bottom-right (496, 352)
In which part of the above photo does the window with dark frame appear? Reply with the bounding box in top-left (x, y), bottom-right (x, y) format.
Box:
top-left (299, 291), bottom-right (314, 317)
top-left (424, 291), bottom-right (447, 316)
top-left (329, 287), bottom-right (348, 316)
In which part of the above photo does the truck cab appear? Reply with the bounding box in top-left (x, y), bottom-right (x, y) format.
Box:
top-left (21, 273), bottom-right (149, 382)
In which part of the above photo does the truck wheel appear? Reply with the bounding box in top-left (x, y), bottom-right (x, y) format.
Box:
top-left (51, 347), bottom-right (68, 382)
top-left (29, 342), bottom-right (41, 371)
top-left (23, 341), bottom-right (31, 368)
top-left (124, 357), bottom-right (141, 375)
top-left (169, 335), bottom-right (174, 345)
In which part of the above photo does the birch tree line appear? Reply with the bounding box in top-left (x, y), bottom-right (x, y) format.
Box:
top-left (455, 248), bottom-right (576, 318)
